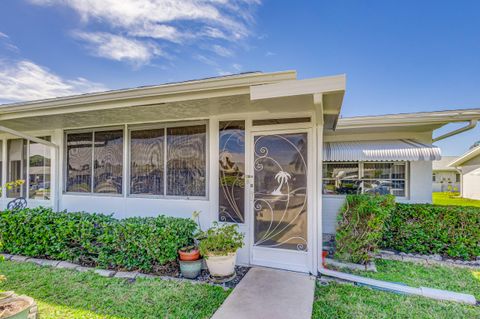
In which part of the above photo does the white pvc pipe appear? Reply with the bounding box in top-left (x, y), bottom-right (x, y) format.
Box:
top-left (318, 267), bottom-right (477, 305)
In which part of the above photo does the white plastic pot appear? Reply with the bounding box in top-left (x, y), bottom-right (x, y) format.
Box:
top-left (205, 252), bottom-right (236, 277)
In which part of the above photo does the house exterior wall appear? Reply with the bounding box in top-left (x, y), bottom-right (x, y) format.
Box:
top-left (0, 112), bottom-right (317, 268)
top-left (459, 155), bottom-right (480, 200)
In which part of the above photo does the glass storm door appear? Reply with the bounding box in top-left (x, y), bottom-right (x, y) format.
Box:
top-left (250, 130), bottom-right (312, 272)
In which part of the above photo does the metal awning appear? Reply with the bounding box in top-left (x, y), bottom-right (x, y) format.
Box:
top-left (323, 139), bottom-right (441, 162)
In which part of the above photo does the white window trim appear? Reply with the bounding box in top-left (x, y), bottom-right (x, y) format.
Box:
top-left (322, 161), bottom-right (409, 199)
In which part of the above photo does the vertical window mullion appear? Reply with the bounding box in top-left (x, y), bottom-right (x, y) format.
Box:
top-left (91, 131), bottom-right (95, 193)
top-left (25, 140), bottom-right (29, 199)
top-left (163, 127), bottom-right (167, 196)
top-left (360, 162), bottom-right (364, 194)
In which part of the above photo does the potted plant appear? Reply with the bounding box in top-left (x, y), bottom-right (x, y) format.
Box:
top-left (198, 222), bottom-right (244, 278)
top-left (178, 245), bottom-right (203, 279)
top-left (178, 245), bottom-right (200, 261)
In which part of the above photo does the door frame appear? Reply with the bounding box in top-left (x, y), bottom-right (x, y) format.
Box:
top-left (247, 126), bottom-right (315, 273)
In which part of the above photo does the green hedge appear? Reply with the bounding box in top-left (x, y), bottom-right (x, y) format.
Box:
top-left (335, 194), bottom-right (396, 264)
top-left (382, 203), bottom-right (480, 260)
top-left (0, 207), bottom-right (197, 271)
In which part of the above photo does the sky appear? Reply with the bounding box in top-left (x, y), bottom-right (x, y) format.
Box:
top-left (0, 0), bottom-right (479, 155)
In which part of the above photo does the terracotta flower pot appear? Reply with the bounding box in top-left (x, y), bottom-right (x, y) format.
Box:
top-left (0, 296), bottom-right (34, 319)
top-left (205, 252), bottom-right (236, 277)
top-left (178, 248), bottom-right (200, 261)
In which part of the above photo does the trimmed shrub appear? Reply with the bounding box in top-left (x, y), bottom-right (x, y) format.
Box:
top-left (98, 216), bottom-right (197, 271)
top-left (335, 194), bottom-right (396, 264)
top-left (0, 207), bottom-right (197, 271)
top-left (382, 203), bottom-right (480, 260)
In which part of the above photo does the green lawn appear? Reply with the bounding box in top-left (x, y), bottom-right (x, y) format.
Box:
top-left (313, 260), bottom-right (480, 319)
top-left (0, 261), bottom-right (230, 319)
top-left (433, 192), bottom-right (480, 207)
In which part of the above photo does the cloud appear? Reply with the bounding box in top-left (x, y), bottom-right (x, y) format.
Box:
top-left (73, 32), bottom-right (164, 64)
top-left (0, 60), bottom-right (106, 103)
top-left (0, 31), bottom-right (19, 52)
top-left (29, 0), bottom-right (261, 64)
top-left (232, 63), bottom-right (242, 71)
top-left (211, 44), bottom-right (233, 57)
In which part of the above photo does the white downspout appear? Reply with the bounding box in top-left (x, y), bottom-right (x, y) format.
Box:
top-left (432, 119), bottom-right (478, 142)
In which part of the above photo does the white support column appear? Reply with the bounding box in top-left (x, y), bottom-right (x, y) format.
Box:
top-left (2, 138), bottom-right (7, 204)
top-left (313, 93), bottom-right (324, 273)
top-left (209, 117), bottom-right (219, 228)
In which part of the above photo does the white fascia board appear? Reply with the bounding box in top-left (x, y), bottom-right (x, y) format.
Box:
top-left (249, 74), bottom-right (346, 101)
top-left (0, 70), bottom-right (297, 116)
top-left (449, 146), bottom-right (480, 167)
top-left (337, 108), bottom-right (480, 129)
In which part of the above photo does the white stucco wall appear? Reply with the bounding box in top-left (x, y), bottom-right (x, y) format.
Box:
top-left (459, 156), bottom-right (480, 200)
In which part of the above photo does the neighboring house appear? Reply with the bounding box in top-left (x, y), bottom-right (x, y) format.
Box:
top-left (449, 146), bottom-right (480, 200)
top-left (0, 70), bottom-right (479, 274)
top-left (432, 156), bottom-right (461, 192)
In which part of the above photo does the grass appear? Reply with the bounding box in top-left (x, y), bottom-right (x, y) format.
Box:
top-left (433, 192), bottom-right (480, 207)
top-left (0, 261), bottom-right (230, 319)
top-left (313, 260), bottom-right (480, 319)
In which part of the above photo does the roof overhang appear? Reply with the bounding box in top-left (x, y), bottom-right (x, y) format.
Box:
top-left (449, 146), bottom-right (480, 167)
top-left (334, 108), bottom-right (480, 135)
top-left (250, 74), bottom-right (346, 129)
top-left (0, 71), bottom-right (297, 120)
top-left (0, 71), bottom-right (346, 131)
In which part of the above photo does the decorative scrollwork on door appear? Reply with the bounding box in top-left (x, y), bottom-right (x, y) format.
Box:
top-left (253, 133), bottom-right (308, 251)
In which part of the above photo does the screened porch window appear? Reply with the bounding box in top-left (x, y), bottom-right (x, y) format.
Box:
top-left (129, 123), bottom-right (207, 197)
top-left (66, 129), bottom-right (123, 194)
top-left (323, 162), bottom-right (407, 197)
top-left (7, 137), bottom-right (51, 199)
top-left (218, 120), bottom-right (245, 223)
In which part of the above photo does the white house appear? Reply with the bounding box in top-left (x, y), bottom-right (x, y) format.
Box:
top-left (449, 146), bottom-right (480, 200)
top-left (432, 156), bottom-right (460, 193)
top-left (0, 70), bottom-right (479, 274)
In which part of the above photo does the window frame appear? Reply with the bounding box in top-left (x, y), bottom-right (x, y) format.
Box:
top-left (127, 120), bottom-right (209, 200)
top-left (322, 161), bottom-right (409, 198)
top-left (64, 126), bottom-right (124, 196)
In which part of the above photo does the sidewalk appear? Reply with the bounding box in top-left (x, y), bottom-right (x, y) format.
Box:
top-left (212, 267), bottom-right (316, 319)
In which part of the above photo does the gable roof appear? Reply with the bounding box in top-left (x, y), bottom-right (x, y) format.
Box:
top-left (449, 146), bottom-right (480, 167)
top-left (433, 156), bottom-right (459, 171)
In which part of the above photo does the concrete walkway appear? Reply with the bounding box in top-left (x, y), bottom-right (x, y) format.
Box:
top-left (212, 267), bottom-right (316, 319)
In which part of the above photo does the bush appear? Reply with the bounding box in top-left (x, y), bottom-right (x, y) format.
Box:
top-left (0, 207), bottom-right (197, 271)
top-left (98, 216), bottom-right (197, 271)
top-left (382, 203), bottom-right (480, 260)
top-left (198, 222), bottom-right (244, 257)
top-left (335, 194), bottom-right (396, 264)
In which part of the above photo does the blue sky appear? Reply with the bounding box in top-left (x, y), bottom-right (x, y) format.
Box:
top-left (0, 0), bottom-right (479, 155)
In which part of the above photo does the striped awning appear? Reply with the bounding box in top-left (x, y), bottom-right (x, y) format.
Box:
top-left (323, 139), bottom-right (441, 162)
